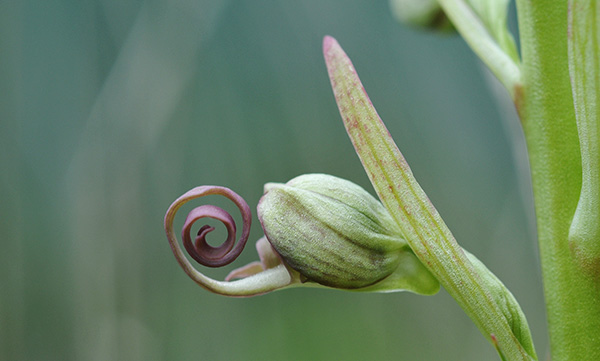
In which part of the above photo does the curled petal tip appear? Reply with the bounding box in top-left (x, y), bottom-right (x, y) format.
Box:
top-left (176, 192), bottom-right (249, 268)
top-left (182, 204), bottom-right (240, 267)
top-left (164, 185), bottom-right (295, 297)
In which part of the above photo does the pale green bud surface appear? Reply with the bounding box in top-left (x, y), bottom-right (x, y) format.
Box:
top-left (258, 173), bottom-right (439, 294)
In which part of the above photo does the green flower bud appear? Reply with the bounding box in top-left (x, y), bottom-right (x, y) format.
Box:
top-left (258, 173), bottom-right (432, 291)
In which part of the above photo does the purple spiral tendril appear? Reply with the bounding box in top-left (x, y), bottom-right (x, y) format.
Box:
top-left (166, 186), bottom-right (252, 268)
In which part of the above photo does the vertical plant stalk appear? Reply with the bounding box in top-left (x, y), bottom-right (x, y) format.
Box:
top-left (324, 36), bottom-right (535, 361)
top-left (515, 0), bottom-right (600, 359)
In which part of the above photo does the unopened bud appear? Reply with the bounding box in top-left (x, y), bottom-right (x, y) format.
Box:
top-left (258, 174), bottom-right (407, 289)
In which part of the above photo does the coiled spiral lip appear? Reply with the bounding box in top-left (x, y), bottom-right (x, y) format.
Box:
top-left (182, 203), bottom-right (243, 267)
top-left (164, 185), bottom-right (294, 296)
top-left (167, 186), bottom-right (251, 268)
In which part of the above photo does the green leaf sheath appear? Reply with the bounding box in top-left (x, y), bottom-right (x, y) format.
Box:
top-left (516, 0), bottom-right (600, 359)
top-left (323, 36), bottom-right (536, 361)
top-left (568, 0), bottom-right (600, 278)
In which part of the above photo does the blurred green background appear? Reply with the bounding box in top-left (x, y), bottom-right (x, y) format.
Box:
top-left (1, 1), bottom-right (548, 360)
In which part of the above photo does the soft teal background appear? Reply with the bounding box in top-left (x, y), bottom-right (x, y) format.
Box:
top-left (1, 1), bottom-right (548, 360)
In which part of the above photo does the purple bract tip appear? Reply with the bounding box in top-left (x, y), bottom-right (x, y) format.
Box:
top-left (323, 35), bottom-right (337, 54)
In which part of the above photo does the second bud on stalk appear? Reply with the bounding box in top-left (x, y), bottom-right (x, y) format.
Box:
top-left (258, 174), bottom-right (414, 289)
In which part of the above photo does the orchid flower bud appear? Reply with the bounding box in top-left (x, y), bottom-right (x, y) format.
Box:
top-left (165, 174), bottom-right (439, 296)
top-left (258, 174), bottom-right (438, 293)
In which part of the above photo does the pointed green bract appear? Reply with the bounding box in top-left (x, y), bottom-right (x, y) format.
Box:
top-left (465, 251), bottom-right (537, 358)
top-left (323, 36), bottom-right (536, 360)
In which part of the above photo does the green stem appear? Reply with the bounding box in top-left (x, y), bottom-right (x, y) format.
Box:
top-left (515, 1), bottom-right (600, 359)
